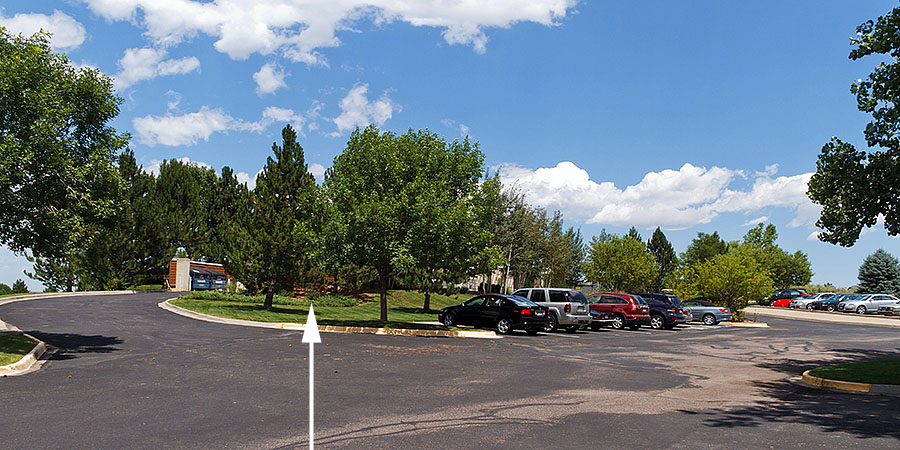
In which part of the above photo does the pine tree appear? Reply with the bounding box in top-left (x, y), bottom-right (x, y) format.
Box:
top-left (858, 249), bottom-right (900, 294)
top-left (12, 279), bottom-right (28, 294)
top-left (647, 227), bottom-right (677, 292)
top-left (246, 125), bottom-right (320, 309)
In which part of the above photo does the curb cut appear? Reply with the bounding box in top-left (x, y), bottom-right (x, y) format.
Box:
top-left (159, 299), bottom-right (501, 339)
top-left (0, 334), bottom-right (47, 377)
top-left (800, 370), bottom-right (900, 396)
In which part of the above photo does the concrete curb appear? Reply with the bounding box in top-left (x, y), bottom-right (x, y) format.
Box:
top-left (744, 306), bottom-right (900, 328)
top-left (0, 334), bottom-right (47, 377)
top-left (159, 299), bottom-right (501, 339)
top-left (723, 321), bottom-right (768, 328)
top-left (800, 370), bottom-right (900, 396)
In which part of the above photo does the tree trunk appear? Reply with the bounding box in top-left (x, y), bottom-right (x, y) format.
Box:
top-left (423, 284), bottom-right (431, 312)
top-left (264, 280), bottom-right (275, 310)
top-left (379, 274), bottom-right (389, 322)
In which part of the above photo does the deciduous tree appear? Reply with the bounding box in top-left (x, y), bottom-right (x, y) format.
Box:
top-left (585, 232), bottom-right (656, 292)
top-left (808, 7), bottom-right (900, 245)
top-left (0, 29), bottom-right (127, 259)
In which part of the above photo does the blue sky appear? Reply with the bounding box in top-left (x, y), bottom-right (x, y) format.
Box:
top-left (1, 0), bottom-right (898, 291)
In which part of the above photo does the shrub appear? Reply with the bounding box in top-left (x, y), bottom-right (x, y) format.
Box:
top-left (184, 290), bottom-right (357, 307)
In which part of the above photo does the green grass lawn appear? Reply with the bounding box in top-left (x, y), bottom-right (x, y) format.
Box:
top-left (808, 359), bottom-right (900, 385)
top-left (130, 285), bottom-right (165, 291)
top-left (0, 334), bottom-right (38, 366)
top-left (0, 292), bottom-right (39, 299)
top-left (171, 290), bottom-right (475, 331)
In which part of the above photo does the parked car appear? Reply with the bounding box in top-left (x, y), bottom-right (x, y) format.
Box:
top-left (790, 293), bottom-right (835, 310)
top-left (634, 293), bottom-right (692, 329)
top-left (877, 300), bottom-right (900, 316)
top-left (810, 293), bottom-right (861, 312)
top-left (586, 293), bottom-right (651, 330)
top-left (511, 288), bottom-right (592, 332)
top-left (681, 299), bottom-right (733, 325)
top-left (837, 294), bottom-right (900, 314)
top-left (439, 294), bottom-right (550, 335)
top-left (761, 288), bottom-right (810, 306)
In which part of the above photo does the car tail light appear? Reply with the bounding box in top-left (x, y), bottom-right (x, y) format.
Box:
top-left (719, 309), bottom-right (729, 313)
top-left (521, 309), bottom-right (531, 315)
top-left (564, 303), bottom-right (571, 313)
top-left (668, 307), bottom-right (677, 313)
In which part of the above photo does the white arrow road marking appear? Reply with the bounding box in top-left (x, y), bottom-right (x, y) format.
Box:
top-left (302, 306), bottom-right (321, 449)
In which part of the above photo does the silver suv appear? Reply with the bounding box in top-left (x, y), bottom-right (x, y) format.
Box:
top-left (512, 288), bottom-right (592, 332)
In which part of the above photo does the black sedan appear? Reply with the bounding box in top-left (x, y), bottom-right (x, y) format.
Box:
top-left (810, 293), bottom-right (862, 312)
top-left (439, 294), bottom-right (550, 335)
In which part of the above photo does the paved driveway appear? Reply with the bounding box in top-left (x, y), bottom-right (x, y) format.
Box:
top-left (2, 292), bottom-right (899, 449)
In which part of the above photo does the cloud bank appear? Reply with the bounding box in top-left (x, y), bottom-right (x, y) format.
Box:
top-left (82, 0), bottom-right (575, 64)
top-left (498, 161), bottom-right (821, 230)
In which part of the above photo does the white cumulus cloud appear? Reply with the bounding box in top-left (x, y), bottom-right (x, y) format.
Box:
top-left (82, 0), bottom-right (575, 64)
top-left (134, 103), bottom-right (322, 146)
top-left (308, 163), bottom-right (326, 182)
top-left (114, 47), bottom-right (200, 90)
top-left (133, 107), bottom-right (251, 146)
top-left (742, 216), bottom-right (768, 227)
top-left (331, 84), bottom-right (399, 134)
top-left (0, 10), bottom-right (86, 50)
top-left (499, 161), bottom-right (820, 231)
top-left (145, 156), bottom-right (213, 176)
top-left (253, 63), bottom-right (288, 96)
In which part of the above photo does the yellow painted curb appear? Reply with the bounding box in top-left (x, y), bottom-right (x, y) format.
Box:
top-left (801, 370), bottom-right (871, 393)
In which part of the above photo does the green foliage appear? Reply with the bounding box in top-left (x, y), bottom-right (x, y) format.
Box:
top-left (797, 283), bottom-right (853, 294)
top-left (0, 284), bottom-right (11, 295)
top-left (25, 253), bottom-right (77, 292)
top-left (738, 224), bottom-right (812, 289)
top-left (673, 251), bottom-right (772, 321)
top-left (0, 28), bottom-right (127, 259)
top-left (184, 290), bottom-right (358, 307)
top-left (324, 125), bottom-right (489, 319)
top-left (857, 249), bottom-right (900, 293)
top-left (11, 279), bottom-right (28, 294)
top-left (585, 231), bottom-right (657, 292)
top-left (231, 125), bottom-right (321, 309)
top-left (680, 232), bottom-right (728, 268)
top-left (809, 7), bottom-right (900, 245)
top-left (647, 227), bottom-right (677, 292)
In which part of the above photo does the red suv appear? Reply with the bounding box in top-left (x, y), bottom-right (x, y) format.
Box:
top-left (587, 293), bottom-right (651, 330)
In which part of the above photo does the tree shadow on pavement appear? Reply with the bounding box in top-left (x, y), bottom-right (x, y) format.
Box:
top-left (690, 348), bottom-right (900, 441)
top-left (26, 331), bottom-right (122, 360)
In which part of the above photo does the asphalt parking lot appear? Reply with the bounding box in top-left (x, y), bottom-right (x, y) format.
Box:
top-left (2, 292), bottom-right (899, 449)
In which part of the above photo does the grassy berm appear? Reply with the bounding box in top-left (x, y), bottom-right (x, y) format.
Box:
top-left (171, 290), bottom-right (474, 331)
top-left (0, 334), bottom-right (38, 366)
top-left (808, 359), bottom-right (900, 385)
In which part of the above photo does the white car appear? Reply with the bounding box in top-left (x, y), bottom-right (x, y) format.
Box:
top-left (838, 294), bottom-right (900, 314)
top-left (790, 293), bottom-right (835, 310)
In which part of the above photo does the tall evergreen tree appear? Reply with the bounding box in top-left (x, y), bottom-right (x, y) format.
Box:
top-left (248, 125), bottom-right (320, 309)
top-left (647, 227), bottom-right (677, 292)
top-left (626, 226), bottom-right (643, 242)
top-left (12, 279), bottom-right (28, 294)
top-left (858, 249), bottom-right (900, 293)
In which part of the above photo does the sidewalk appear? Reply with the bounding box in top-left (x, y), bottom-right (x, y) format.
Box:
top-left (744, 306), bottom-right (900, 328)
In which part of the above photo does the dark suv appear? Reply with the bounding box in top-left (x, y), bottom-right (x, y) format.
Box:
top-left (587, 293), bottom-right (651, 330)
top-left (635, 293), bottom-right (692, 330)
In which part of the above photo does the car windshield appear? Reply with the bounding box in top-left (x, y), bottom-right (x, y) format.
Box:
top-left (508, 296), bottom-right (537, 307)
top-left (665, 295), bottom-right (682, 306)
top-left (568, 291), bottom-right (589, 304)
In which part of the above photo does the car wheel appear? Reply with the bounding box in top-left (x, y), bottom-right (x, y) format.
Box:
top-left (526, 327), bottom-right (538, 336)
top-left (856, 305), bottom-right (867, 315)
top-left (496, 317), bottom-right (512, 335)
top-left (543, 314), bottom-right (559, 332)
top-left (611, 315), bottom-right (625, 330)
top-left (703, 314), bottom-right (717, 325)
top-left (826, 304), bottom-right (836, 312)
top-left (629, 324), bottom-right (641, 331)
top-left (806, 304), bottom-right (814, 310)
top-left (650, 315), bottom-right (664, 330)
top-left (442, 312), bottom-right (455, 327)
top-left (565, 325), bottom-right (578, 333)
top-left (589, 323), bottom-right (602, 331)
